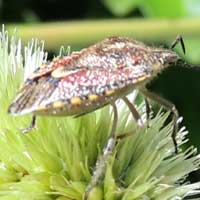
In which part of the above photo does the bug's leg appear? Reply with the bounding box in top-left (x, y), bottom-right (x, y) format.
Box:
top-left (117, 98), bottom-right (151, 141)
top-left (170, 34), bottom-right (185, 54)
top-left (22, 115), bottom-right (37, 134)
top-left (145, 98), bottom-right (151, 122)
top-left (84, 103), bottom-right (118, 200)
top-left (116, 97), bottom-right (144, 140)
top-left (140, 88), bottom-right (179, 153)
top-left (122, 97), bottom-right (144, 128)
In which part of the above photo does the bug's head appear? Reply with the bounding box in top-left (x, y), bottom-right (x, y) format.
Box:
top-left (150, 48), bottom-right (180, 71)
top-left (159, 49), bottom-right (180, 68)
top-left (153, 35), bottom-right (186, 70)
top-left (158, 34), bottom-right (200, 71)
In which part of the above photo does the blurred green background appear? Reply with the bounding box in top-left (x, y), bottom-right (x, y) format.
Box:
top-left (1, 0), bottom-right (200, 182)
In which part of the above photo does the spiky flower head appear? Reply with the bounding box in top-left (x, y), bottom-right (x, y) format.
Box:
top-left (0, 26), bottom-right (199, 200)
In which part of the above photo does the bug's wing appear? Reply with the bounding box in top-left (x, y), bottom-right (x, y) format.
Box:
top-left (25, 55), bottom-right (78, 81)
top-left (8, 65), bottom-right (150, 116)
top-left (26, 62), bottom-right (55, 81)
top-left (8, 75), bottom-right (61, 115)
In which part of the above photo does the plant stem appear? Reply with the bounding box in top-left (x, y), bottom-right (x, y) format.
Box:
top-left (7, 18), bottom-right (200, 50)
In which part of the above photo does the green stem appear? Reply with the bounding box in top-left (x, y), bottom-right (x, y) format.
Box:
top-left (7, 18), bottom-right (200, 50)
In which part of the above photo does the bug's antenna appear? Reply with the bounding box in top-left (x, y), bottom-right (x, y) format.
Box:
top-left (171, 35), bottom-right (200, 70)
top-left (171, 34), bottom-right (186, 54)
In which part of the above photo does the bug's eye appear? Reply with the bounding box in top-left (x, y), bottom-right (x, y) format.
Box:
top-left (158, 58), bottom-right (164, 64)
top-left (162, 51), bottom-right (179, 65)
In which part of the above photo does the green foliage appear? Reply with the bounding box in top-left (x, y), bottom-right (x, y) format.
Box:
top-left (141, 0), bottom-right (186, 18)
top-left (0, 27), bottom-right (200, 200)
top-left (103, 0), bottom-right (141, 17)
top-left (103, 0), bottom-right (200, 17)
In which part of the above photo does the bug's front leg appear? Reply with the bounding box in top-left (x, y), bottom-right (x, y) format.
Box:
top-left (122, 97), bottom-right (144, 128)
top-left (116, 97), bottom-right (146, 140)
top-left (22, 115), bottom-right (37, 134)
top-left (140, 88), bottom-right (179, 153)
top-left (122, 97), bottom-right (152, 128)
top-left (84, 103), bottom-right (118, 200)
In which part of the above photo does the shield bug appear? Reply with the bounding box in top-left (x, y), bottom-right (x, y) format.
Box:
top-left (8, 35), bottom-right (195, 199)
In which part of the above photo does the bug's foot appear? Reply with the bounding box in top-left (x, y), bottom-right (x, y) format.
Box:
top-left (137, 118), bottom-right (144, 128)
top-left (21, 126), bottom-right (36, 134)
top-left (21, 115), bottom-right (37, 134)
top-left (21, 122), bottom-right (37, 134)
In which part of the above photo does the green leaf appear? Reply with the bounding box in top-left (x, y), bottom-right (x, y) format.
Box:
top-left (181, 38), bottom-right (200, 64)
top-left (0, 180), bottom-right (50, 200)
top-left (183, 0), bottom-right (200, 17)
top-left (87, 186), bottom-right (103, 200)
top-left (103, 0), bottom-right (141, 16)
top-left (104, 157), bottom-right (118, 200)
top-left (141, 0), bottom-right (200, 18)
top-left (141, 0), bottom-right (186, 18)
top-left (50, 175), bottom-right (85, 199)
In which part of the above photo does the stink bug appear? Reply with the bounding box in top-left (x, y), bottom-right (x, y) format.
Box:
top-left (8, 35), bottom-right (195, 199)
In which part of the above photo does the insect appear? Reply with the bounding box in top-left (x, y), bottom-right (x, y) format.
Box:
top-left (8, 35), bottom-right (191, 199)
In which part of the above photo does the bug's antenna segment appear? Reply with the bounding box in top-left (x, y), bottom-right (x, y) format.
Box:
top-left (171, 34), bottom-right (186, 54)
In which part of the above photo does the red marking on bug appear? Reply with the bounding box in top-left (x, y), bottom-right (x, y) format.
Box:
top-left (28, 53), bottom-right (81, 80)
top-left (132, 55), bottom-right (141, 65)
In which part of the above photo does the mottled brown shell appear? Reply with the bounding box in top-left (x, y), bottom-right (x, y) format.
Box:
top-left (8, 36), bottom-right (179, 116)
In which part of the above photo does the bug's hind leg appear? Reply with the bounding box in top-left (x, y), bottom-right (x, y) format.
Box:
top-left (145, 98), bottom-right (151, 122)
top-left (140, 88), bottom-right (179, 153)
top-left (84, 103), bottom-right (118, 200)
top-left (22, 115), bottom-right (37, 134)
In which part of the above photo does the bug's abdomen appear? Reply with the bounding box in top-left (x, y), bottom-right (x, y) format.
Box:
top-left (8, 65), bottom-right (149, 116)
top-left (33, 85), bottom-right (132, 116)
